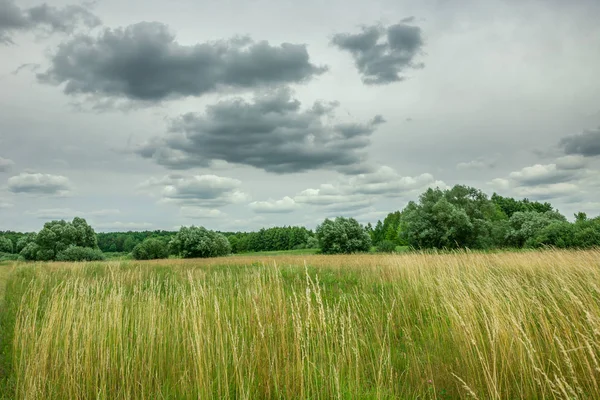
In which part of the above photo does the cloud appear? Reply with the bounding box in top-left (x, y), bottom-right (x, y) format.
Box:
top-left (0, 156), bottom-right (14, 172)
top-left (286, 166), bottom-right (445, 213)
top-left (24, 208), bottom-right (120, 219)
top-left (0, 0), bottom-right (100, 45)
top-left (136, 88), bottom-right (384, 173)
top-left (249, 196), bottom-right (297, 214)
top-left (456, 157), bottom-right (497, 170)
top-left (180, 207), bottom-right (227, 219)
top-left (0, 202), bottom-right (14, 209)
top-left (559, 126), bottom-right (600, 157)
top-left (508, 163), bottom-right (583, 186)
top-left (331, 21), bottom-right (424, 84)
top-left (38, 21), bottom-right (327, 102)
top-left (489, 157), bottom-right (594, 201)
top-left (139, 174), bottom-right (249, 207)
top-left (7, 172), bottom-right (72, 195)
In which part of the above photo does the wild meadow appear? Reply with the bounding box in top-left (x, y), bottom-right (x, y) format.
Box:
top-left (1, 250), bottom-right (600, 399)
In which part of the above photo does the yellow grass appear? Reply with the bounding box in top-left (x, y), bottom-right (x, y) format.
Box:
top-left (1, 250), bottom-right (600, 399)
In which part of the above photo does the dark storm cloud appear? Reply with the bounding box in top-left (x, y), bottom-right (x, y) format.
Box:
top-left (560, 127), bottom-right (600, 157)
top-left (38, 21), bottom-right (328, 102)
top-left (331, 21), bottom-right (424, 84)
top-left (0, 0), bottom-right (100, 44)
top-left (136, 88), bottom-right (385, 174)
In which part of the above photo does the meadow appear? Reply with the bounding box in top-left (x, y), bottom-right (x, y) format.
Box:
top-left (1, 250), bottom-right (600, 399)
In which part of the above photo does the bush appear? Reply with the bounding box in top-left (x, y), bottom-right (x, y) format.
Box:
top-left (132, 238), bottom-right (169, 260)
top-left (376, 240), bottom-right (396, 253)
top-left (169, 226), bottom-right (231, 258)
top-left (55, 246), bottom-right (105, 262)
top-left (316, 217), bottom-right (372, 254)
top-left (306, 236), bottom-right (319, 249)
top-left (0, 237), bottom-right (13, 253)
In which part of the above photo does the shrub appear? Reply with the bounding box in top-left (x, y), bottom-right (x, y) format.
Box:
top-left (376, 240), bottom-right (396, 253)
top-left (169, 226), bottom-right (231, 258)
top-left (55, 246), bottom-right (105, 262)
top-left (132, 238), bottom-right (169, 260)
top-left (316, 217), bottom-right (372, 254)
top-left (0, 237), bottom-right (13, 253)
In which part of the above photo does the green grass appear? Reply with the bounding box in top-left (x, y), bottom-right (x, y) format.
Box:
top-left (1, 250), bottom-right (600, 399)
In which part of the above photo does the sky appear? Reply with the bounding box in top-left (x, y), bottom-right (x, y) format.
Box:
top-left (1, 0), bottom-right (600, 232)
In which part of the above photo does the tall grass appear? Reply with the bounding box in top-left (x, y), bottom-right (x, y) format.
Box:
top-left (2, 250), bottom-right (600, 399)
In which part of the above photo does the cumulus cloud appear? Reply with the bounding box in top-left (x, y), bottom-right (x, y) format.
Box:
top-left (0, 0), bottom-right (100, 44)
top-left (263, 166), bottom-right (445, 213)
top-left (180, 207), bottom-right (227, 219)
top-left (249, 196), bottom-right (297, 214)
top-left (136, 88), bottom-right (385, 173)
top-left (139, 174), bottom-right (249, 207)
top-left (331, 20), bottom-right (424, 84)
top-left (38, 21), bottom-right (327, 102)
top-left (489, 157), bottom-right (593, 201)
top-left (559, 126), bottom-right (600, 157)
top-left (0, 202), bottom-right (14, 209)
top-left (0, 156), bottom-right (14, 172)
top-left (7, 172), bottom-right (72, 195)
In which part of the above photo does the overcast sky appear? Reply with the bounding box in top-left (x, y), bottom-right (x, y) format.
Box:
top-left (1, 0), bottom-right (600, 232)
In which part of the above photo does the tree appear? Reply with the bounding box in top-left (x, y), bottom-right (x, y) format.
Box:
top-left (169, 226), bottom-right (231, 258)
top-left (316, 217), bottom-right (371, 254)
top-left (56, 246), bottom-right (105, 261)
top-left (505, 211), bottom-right (566, 248)
top-left (19, 217), bottom-right (101, 261)
top-left (132, 238), bottom-right (169, 260)
top-left (0, 237), bottom-right (13, 254)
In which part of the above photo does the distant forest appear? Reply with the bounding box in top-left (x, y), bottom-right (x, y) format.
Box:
top-left (1, 185), bottom-right (599, 261)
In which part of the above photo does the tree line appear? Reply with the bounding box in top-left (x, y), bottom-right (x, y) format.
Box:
top-left (1, 184), bottom-right (599, 261)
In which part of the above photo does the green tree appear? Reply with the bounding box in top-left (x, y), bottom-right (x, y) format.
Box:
top-left (316, 217), bottom-right (371, 254)
top-left (0, 237), bottom-right (13, 253)
top-left (169, 226), bottom-right (231, 258)
top-left (132, 238), bottom-right (169, 260)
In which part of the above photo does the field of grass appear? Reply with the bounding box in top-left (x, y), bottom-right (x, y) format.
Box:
top-left (1, 250), bottom-right (600, 399)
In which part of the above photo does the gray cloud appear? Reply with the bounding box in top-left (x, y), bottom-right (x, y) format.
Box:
top-left (38, 21), bottom-right (327, 102)
top-left (0, 156), bottom-right (14, 172)
top-left (331, 21), bottom-right (424, 84)
top-left (139, 174), bottom-right (249, 207)
top-left (0, 0), bottom-right (100, 44)
top-left (560, 127), bottom-right (600, 157)
top-left (7, 172), bottom-right (72, 195)
top-left (136, 88), bottom-right (385, 173)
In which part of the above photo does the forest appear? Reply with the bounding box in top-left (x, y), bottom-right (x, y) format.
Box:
top-left (1, 185), bottom-right (599, 262)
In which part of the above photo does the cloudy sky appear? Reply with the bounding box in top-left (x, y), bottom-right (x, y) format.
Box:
top-left (1, 0), bottom-right (600, 232)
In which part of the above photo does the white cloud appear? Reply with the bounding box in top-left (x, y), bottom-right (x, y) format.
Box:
top-left (249, 196), bottom-right (297, 213)
top-left (180, 207), bottom-right (227, 219)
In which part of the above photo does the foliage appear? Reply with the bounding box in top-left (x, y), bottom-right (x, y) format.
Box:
top-left (55, 246), bottom-right (106, 262)
top-left (225, 226), bottom-right (315, 253)
top-left (491, 193), bottom-right (553, 218)
top-left (505, 211), bottom-right (566, 248)
top-left (376, 240), bottom-right (396, 253)
top-left (0, 237), bottom-right (13, 254)
top-left (316, 217), bottom-right (371, 254)
top-left (96, 230), bottom-right (175, 253)
top-left (169, 226), bottom-right (231, 258)
top-left (132, 238), bottom-right (169, 260)
top-left (18, 218), bottom-right (101, 261)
